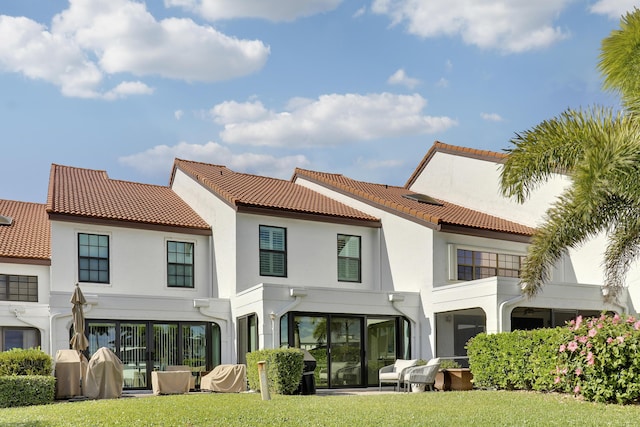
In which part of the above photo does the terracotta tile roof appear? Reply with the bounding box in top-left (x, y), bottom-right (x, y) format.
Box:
top-left (0, 199), bottom-right (50, 261)
top-left (172, 159), bottom-right (380, 224)
top-left (47, 164), bottom-right (210, 231)
top-left (405, 141), bottom-right (508, 188)
top-left (294, 168), bottom-right (534, 236)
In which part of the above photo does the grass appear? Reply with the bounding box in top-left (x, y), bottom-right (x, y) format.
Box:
top-left (1, 390), bottom-right (639, 426)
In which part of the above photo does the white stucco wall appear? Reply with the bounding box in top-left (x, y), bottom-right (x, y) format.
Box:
top-left (409, 151), bottom-right (569, 228)
top-left (171, 169), bottom-right (236, 299)
top-left (50, 221), bottom-right (211, 299)
top-left (295, 178), bottom-right (433, 293)
top-left (235, 213), bottom-right (381, 293)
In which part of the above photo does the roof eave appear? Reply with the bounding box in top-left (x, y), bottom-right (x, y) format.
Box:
top-left (48, 212), bottom-right (212, 236)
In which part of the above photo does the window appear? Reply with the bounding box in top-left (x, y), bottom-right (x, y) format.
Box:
top-left (237, 314), bottom-right (258, 365)
top-left (1, 327), bottom-right (40, 351)
top-left (78, 233), bottom-right (109, 283)
top-left (0, 274), bottom-right (37, 302)
top-left (259, 226), bottom-right (286, 277)
top-left (167, 241), bottom-right (194, 288)
top-left (457, 249), bottom-right (525, 280)
top-left (338, 234), bottom-right (361, 282)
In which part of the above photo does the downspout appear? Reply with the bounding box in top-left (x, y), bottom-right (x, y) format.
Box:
top-left (270, 288), bottom-right (307, 349)
top-left (48, 295), bottom-right (97, 355)
top-left (498, 294), bottom-right (526, 333)
top-left (388, 294), bottom-right (419, 359)
top-left (194, 299), bottom-right (231, 362)
top-left (49, 311), bottom-right (72, 355)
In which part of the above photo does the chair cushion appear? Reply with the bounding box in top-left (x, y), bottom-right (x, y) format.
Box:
top-left (379, 372), bottom-right (400, 381)
top-left (394, 359), bottom-right (417, 371)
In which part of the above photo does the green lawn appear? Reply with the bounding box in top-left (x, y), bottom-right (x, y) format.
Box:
top-left (1, 390), bottom-right (638, 426)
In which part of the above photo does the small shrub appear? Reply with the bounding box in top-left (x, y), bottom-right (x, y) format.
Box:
top-left (439, 359), bottom-right (461, 369)
top-left (0, 375), bottom-right (55, 407)
top-left (0, 348), bottom-right (53, 376)
top-left (246, 348), bottom-right (304, 395)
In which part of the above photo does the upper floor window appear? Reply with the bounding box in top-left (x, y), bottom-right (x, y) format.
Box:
top-left (457, 249), bottom-right (525, 281)
top-left (338, 234), bottom-right (361, 282)
top-left (0, 274), bottom-right (37, 302)
top-left (167, 241), bottom-right (194, 288)
top-left (78, 233), bottom-right (109, 283)
top-left (259, 225), bottom-right (287, 277)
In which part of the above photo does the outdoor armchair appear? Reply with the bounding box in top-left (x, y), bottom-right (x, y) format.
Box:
top-left (403, 357), bottom-right (440, 392)
top-left (378, 359), bottom-right (418, 391)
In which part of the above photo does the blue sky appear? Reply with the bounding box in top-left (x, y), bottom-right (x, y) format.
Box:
top-left (0, 0), bottom-right (636, 203)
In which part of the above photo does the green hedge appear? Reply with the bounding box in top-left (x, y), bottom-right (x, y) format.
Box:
top-left (0, 375), bottom-right (55, 407)
top-left (246, 348), bottom-right (304, 395)
top-left (0, 348), bottom-right (53, 376)
top-left (468, 314), bottom-right (640, 404)
top-left (467, 327), bottom-right (567, 391)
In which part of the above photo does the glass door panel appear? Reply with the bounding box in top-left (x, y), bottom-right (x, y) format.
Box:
top-left (330, 316), bottom-right (362, 387)
top-left (366, 318), bottom-right (396, 386)
top-left (293, 315), bottom-right (329, 388)
top-left (182, 324), bottom-right (206, 370)
top-left (153, 323), bottom-right (178, 371)
top-left (120, 323), bottom-right (147, 388)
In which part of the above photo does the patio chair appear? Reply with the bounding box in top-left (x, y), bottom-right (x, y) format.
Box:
top-left (403, 358), bottom-right (441, 392)
top-left (378, 359), bottom-right (418, 391)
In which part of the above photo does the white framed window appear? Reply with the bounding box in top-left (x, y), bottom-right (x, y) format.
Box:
top-left (259, 225), bottom-right (287, 277)
top-left (338, 234), bottom-right (361, 282)
top-left (167, 241), bottom-right (194, 288)
top-left (448, 244), bottom-right (526, 281)
top-left (78, 233), bottom-right (110, 283)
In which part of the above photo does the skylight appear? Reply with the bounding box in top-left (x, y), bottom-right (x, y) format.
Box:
top-left (402, 193), bottom-right (443, 206)
top-left (0, 215), bottom-right (13, 226)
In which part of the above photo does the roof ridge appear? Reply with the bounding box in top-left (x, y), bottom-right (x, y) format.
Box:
top-left (295, 167), bottom-right (534, 236)
top-left (175, 158), bottom-right (229, 169)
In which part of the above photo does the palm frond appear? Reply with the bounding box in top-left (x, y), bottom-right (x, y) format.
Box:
top-left (500, 107), bottom-right (620, 203)
top-left (599, 8), bottom-right (640, 112)
top-left (520, 190), bottom-right (614, 297)
top-left (604, 210), bottom-right (640, 302)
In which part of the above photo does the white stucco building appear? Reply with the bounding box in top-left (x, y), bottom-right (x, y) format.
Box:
top-left (0, 141), bottom-right (628, 390)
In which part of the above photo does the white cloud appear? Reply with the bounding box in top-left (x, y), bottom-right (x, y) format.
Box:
top-left (445, 59), bottom-right (453, 71)
top-left (119, 141), bottom-right (310, 179)
top-left (0, 0), bottom-right (269, 98)
top-left (590, 0), bottom-right (638, 19)
top-left (371, 0), bottom-right (573, 53)
top-left (387, 68), bottom-right (421, 89)
top-left (104, 81), bottom-right (154, 100)
top-left (209, 93), bottom-right (458, 147)
top-left (353, 7), bottom-right (367, 18)
top-left (356, 157), bottom-right (404, 169)
top-left (481, 112), bottom-right (503, 122)
top-left (164, 0), bottom-right (342, 22)
top-left (436, 77), bottom-right (449, 88)
top-left (174, 110), bottom-right (184, 120)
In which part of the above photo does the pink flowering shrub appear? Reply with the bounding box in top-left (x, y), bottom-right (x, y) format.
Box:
top-left (554, 314), bottom-right (640, 404)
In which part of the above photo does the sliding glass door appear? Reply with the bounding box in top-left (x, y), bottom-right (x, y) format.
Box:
top-left (85, 320), bottom-right (220, 390)
top-left (286, 313), bottom-right (408, 388)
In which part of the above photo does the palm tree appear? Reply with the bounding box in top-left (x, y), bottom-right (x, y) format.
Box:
top-left (500, 9), bottom-right (640, 302)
